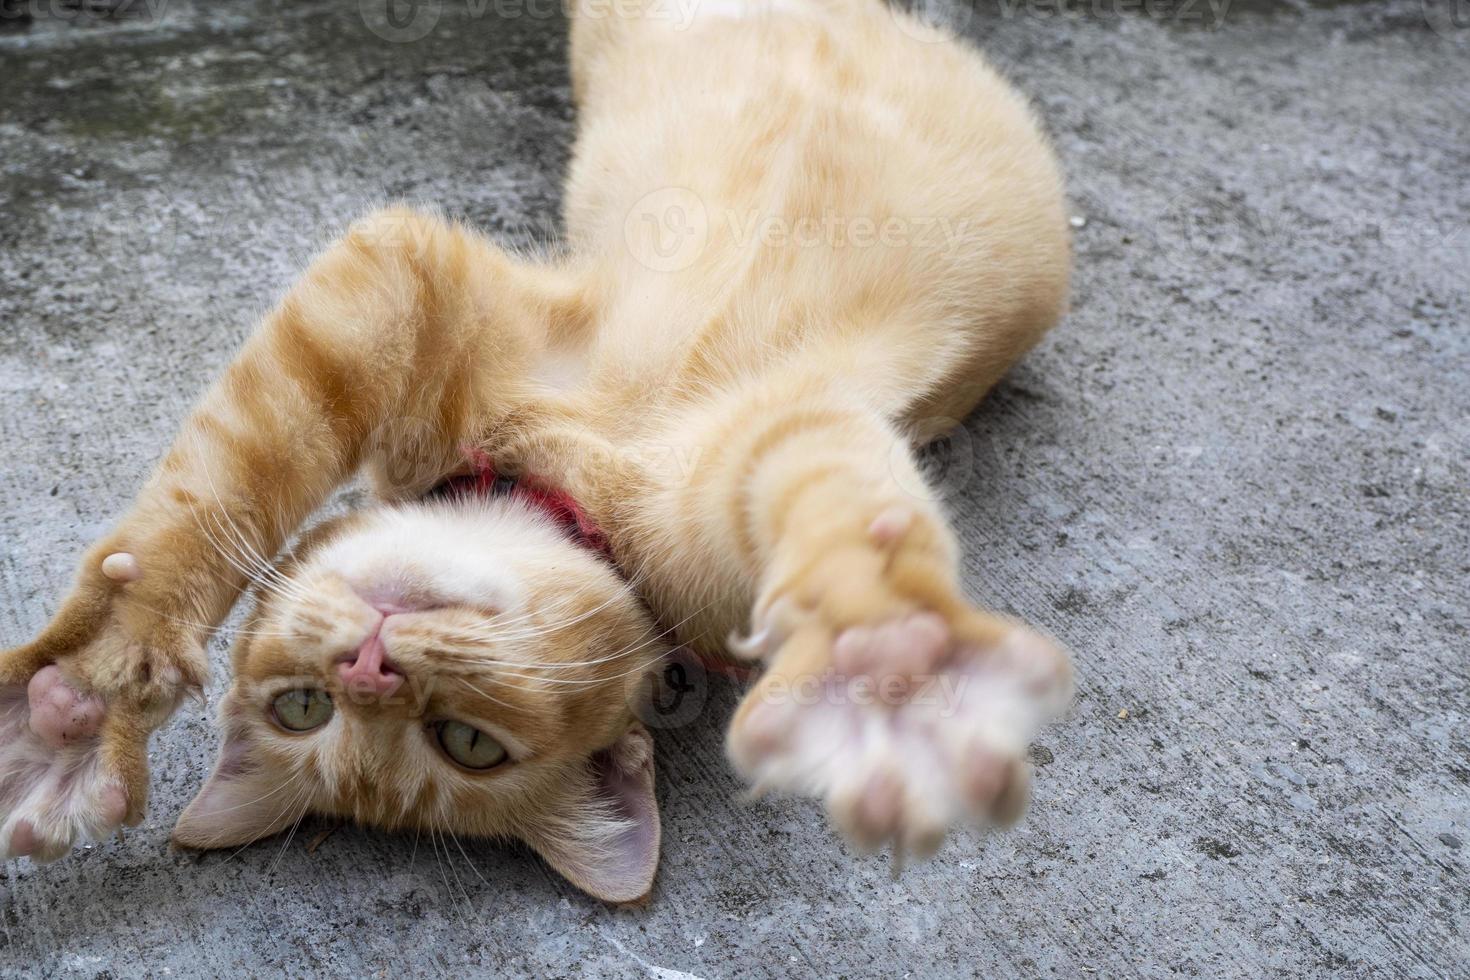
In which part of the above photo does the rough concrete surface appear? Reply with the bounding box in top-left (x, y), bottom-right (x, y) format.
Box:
top-left (0, 0), bottom-right (1466, 976)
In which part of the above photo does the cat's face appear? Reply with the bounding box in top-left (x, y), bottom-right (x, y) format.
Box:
top-left (171, 498), bottom-right (668, 902)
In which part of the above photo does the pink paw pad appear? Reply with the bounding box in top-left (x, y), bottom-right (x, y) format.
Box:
top-left (833, 612), bottom-right (951, 679)
top-left (961, 750), bottom-right (1007, 808)
top-left (866, 506), bottom-right (914, 546)
top-left (7, 820), bottom-right (41, 857)
top-left (27, 665), bottom-right (105, 748)
top-left (738, 698), bottom-right (795, 756)
top-left (853, 771), bottom-right (902, 844)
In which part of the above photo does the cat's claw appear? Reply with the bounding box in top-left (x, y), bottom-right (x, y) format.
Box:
top-left (728, 606), bottom-right (1072, 860)
top-left (0, 666), bottom-right (134, 861)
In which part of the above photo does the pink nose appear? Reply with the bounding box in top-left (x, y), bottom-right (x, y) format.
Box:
top-left (337, 632), bottom-right (403, 699)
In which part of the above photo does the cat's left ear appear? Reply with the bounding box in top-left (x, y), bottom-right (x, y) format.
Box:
top-left (172, 714), bottom-right (300, 850)
top-left (521, 723), bottom-right (661, 904)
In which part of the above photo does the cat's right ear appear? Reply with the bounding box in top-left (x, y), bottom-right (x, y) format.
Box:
top-left (172, 712), bottom-right (299, 850)
top-left (520, 723), bottom-right (661, 904)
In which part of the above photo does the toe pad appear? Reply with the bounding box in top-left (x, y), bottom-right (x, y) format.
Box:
top-left (27, 666), bottom-right (105, 748)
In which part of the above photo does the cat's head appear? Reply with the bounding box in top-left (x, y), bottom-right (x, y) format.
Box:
top-left (171, 496), bottom-right (668, 903)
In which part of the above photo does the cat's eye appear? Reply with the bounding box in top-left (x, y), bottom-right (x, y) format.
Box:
top-left (272, 688), bottom-right (334, 732)
top-left (435, 721), bottom-right (508, 770)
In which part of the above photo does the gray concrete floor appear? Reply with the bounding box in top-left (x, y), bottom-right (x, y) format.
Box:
top-left (1, 0), bottom-right (1467, 976)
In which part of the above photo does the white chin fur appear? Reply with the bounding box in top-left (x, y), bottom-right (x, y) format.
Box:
top-left (305, 496), bottom-right (597, 612)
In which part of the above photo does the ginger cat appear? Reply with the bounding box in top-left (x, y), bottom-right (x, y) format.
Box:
top-left (0, 0), bottom-right (1072, 901)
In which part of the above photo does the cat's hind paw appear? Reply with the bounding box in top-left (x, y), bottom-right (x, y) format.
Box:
top-left (0, 666), bottom-right (132, 861)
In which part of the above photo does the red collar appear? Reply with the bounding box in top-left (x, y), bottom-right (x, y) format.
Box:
top-left (428, 454), bottom-right (763, 685)
top-left (429, 448), bottom-right (615, 564)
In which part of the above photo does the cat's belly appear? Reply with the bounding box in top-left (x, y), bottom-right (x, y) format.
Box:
top-left (564, 0), bottom-right (1070, 414)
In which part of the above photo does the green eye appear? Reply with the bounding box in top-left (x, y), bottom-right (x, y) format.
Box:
top-left (435, 721), bottom-right (507, 770)
top-left (272, 689), bottom-right (334, 732)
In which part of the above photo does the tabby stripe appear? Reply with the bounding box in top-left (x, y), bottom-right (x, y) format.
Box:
top-left (731, 408), bottom-right (854, 566)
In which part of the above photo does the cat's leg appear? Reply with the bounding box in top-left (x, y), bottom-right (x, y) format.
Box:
top-left (0, 207), bottom-right (566, 860)
top-left (663, 376), bottom-right (1073, 858)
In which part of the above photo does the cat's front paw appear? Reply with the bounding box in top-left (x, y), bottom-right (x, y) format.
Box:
top-left (726, 507), bottom-right (1072, 859)
top-left (0, 666), bottom-right (130, 860)
top-left (0, 560), bottom-right (204, 861)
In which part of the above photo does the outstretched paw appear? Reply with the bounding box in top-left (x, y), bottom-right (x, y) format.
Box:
top-left (0, 549), bottom-right (202, 862)
top-left (726, 505), bottom-right (1073, 860)
top-left (0, 666), bottom-right (131, 861)
top-left (729, 613), bottom-right (1069, 858)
